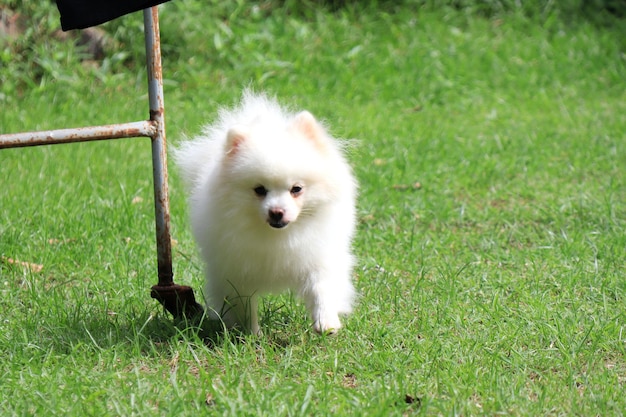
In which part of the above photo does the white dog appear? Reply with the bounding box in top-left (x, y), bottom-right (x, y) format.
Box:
top-left (173, 92), bottom-right (357, 334)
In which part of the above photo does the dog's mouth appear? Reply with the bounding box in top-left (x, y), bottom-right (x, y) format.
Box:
top-left (268, 220), bottom-right (289, 229)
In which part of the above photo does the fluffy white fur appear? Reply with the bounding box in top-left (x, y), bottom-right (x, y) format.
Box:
top-left (173, 92), bottom-right (357, 334)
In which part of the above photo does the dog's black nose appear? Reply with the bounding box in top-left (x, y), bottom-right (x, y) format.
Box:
top-left (268, 208), bottom-right (288, 228)
top-left (268, 208), bottom-right (284, 222)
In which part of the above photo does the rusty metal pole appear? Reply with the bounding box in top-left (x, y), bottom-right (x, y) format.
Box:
top-left (144, 6), bottom-right (171, 284)
top-left (144, 7), bottom-right (202, 318)
top-left (0, 122), bottom-right (155, 149)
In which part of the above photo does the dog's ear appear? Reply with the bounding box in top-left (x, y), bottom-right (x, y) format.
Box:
top-left (293, 111), bottom-right (328, 149)
top-left (225, 127), bottom-right (248, 155)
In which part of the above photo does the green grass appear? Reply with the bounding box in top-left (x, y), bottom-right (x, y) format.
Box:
top-left (1, 1), bottom-right (625, 415)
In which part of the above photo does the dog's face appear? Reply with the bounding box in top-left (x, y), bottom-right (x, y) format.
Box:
top-left (252, 181), bottom-right (305, 229)
top-left (218, 148), bottom-right (316, 231)
top-left (217, 110), bottom-right (337, 231)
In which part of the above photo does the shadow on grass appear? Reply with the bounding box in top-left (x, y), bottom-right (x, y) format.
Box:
top-left (20, 302), bottom-right (301, 356)
top-left (4, 268), bottom-right (304, 355)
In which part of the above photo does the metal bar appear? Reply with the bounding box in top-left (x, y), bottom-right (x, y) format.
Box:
top-left (0, 121), bottom-right (155, 149)
top-left (144, 7), bottom-right (203, 317)
top-left (143, 6), bottom-right (172, 285)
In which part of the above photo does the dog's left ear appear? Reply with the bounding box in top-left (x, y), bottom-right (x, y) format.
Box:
top-left (293, 111), bottom-right (328, 149)
top-left (225, 126), bottom-right (248, 156)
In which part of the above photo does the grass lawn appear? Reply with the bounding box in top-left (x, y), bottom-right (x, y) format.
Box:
top-left (1, 1), bottom-right (625, 415)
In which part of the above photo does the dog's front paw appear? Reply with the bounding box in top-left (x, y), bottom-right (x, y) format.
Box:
top-left (250, 321), bottom-right (262, 336)
top-left (313, 314), bottom-right (342, 335)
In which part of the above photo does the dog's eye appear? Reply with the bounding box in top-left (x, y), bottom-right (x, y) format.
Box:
top-left (253, 185), bottom-right (268, 197)
top-left (290, 185), bottom-right (303, 196)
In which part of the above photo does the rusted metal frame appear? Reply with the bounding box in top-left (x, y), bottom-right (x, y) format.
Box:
top-left (143, 7), bottom-right (202, 318)
top-left (0, 121), bottom-right (155, 149)
top-left (0, 7), bottom-right (202, 319)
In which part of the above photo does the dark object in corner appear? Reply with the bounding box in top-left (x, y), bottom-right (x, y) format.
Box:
top-left (55, 0), bottom-right (171, 30)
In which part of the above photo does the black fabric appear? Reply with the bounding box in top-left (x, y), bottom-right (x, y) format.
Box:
top-left (55, 0), bottom-right (171, 31)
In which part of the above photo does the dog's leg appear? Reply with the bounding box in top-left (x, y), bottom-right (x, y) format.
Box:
top-left (303, 274), bottom-right (354, 334)
top-left (204, 281), bottom-right (258, 334)
top-left (221, 293), bottom-right (260, 334)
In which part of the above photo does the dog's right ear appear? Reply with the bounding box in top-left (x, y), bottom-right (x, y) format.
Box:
top-left (293, 111), bottom-right (323, 142)
top-left (225, 127), bottom-right (248, 156)
top-left (293, 111), bottom-right (331, 153)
